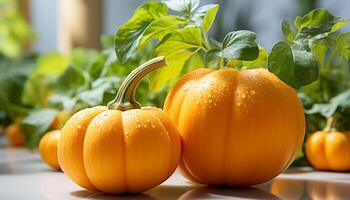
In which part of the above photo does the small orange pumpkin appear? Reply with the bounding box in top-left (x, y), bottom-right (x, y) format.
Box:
top-left (58, 57), bottom-right (181, 194)
top-left (39, 130), bottom-right (61, 170)
top-left (5, 123), bottom-right (26, 146)
top-left (305, 117), bottom-right (350, 171)
top-left (164, 68), bottom-right (305, 186)
top-left (50, 110), bottom-right (72, 129)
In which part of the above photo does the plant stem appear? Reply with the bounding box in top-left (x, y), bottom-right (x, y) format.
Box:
top-left (107, 56), bottom-right (167, 111)
top-left (201, 28), bottom-right (212, 50)
top-left (324, 113), bottom-right (339, 132)
top-left (220, 57), bottom-right (224, 68)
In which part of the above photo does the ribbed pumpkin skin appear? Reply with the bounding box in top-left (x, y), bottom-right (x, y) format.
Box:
top-left (306, 131), bottom-right (350, 171)
top-left (164, 68), bottom-right (305, 186)
top-left (58, 106), bottom-right (181, 193)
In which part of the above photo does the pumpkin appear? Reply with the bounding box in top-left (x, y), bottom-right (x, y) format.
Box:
top-left (164, 68), bottom-right (305, 186)
top-left (58, 56), bottom-right (181, 194)
top-left (305, 117), bottom-right (350, 171)
top-left (5, 123), bottom-right (26, 146)
top-left (39, 130), bottom-right (61, 170)
top-left (50, 110), bottom-right (72, 129)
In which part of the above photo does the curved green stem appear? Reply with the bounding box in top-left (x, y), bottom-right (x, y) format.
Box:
top-left (107, 56), bottom-right (167, 111)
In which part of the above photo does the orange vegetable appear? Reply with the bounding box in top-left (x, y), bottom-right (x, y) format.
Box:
top-left (305, 117), bottom-right (350, 172)
top-left (5, 123), bottom-right (26, 146)
top-left (39, 130), bottom-right (61, 170)
top-left (50, 110), bottom-right (72, 129)
top-left (164, 68), bottom-right (305, 186)
top-left (58, 57), bottom-right (181, 194)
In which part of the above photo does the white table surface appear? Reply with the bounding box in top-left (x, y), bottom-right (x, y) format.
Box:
top-left (1, 136), bottom-right (350, 200)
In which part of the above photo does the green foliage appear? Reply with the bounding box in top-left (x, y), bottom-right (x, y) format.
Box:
top-left (193, 4), bottom-right (219, 32)
top-left (149, 27), bottom-right (202, 91)
top-left (269, 8), bottom-right (349, 89)
top-left (0, 0), bottom-right (35, 57)
top-left (0, 54), bottom-right (36, 121)
top-left (22, 108), bottom-right (57, 147)
top-left (22, 53), bottom-right (68, 107)
top-left (218, 30), bottom-right (259, 60)
top-left (306, 89), bottom-right (350, 118)
top-left (115, 0), bottom-right (260, 91)
top-left (114, 2), bottom-right (168, 63)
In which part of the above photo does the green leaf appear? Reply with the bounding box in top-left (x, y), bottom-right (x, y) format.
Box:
top-left (56, 65), bottom-right (85, 90)
top-left (241, 47), bottom-right (268, 69)
top-left (0, 54), bottom-right (36, 118)
top-left (268, 41), bottom-right (298, 87)
top-left (292, 46), bottom-right (319, 86)
top-left (336, 32), bottom-right (350, 56)
top-left (48, 93), bottom-right (76, 111)
top-left (305, 103), bottom-right (338, 118)
top-left (193, 4), bottom-right (219, 32)
top-left (331, 89), bottom-right (350, 110)
top-left (68, 48), bottom-right (99, 69)
top-left (114, 2), bottom-right (168, 62)
top-left (331, 19), bottom-right (350, 32)
top-left (79, 77), bottom-right (121, 106)
top-left (138, 16), bottom-right (187, 49)
top-left (149, 27), bottom-right (202, 91)
top-left (217, 30), bottom-right (259, 61)
top-left (281, 20), bottom-right (296, 43)
top-left (22, 108), bottom-right (58, 147)
top-left (22, 53), bottom-right (68, 106)
top-left (164, 0), bottom-right (200, 14)
top-left (305, 89), bottom-right (350, 117)
top-left (295, 8), bottom-right (346, 38)
top-left (268, 42), bottom-right (319, 88)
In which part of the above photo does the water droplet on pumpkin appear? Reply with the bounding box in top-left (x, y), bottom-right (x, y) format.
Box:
top-left (77, 125), bottom-right (82, 129)
top-left (151, 124), bottom-right (156, 128)
top-left (236, 102), bottom-right (241, 107)
top-left (143, 124), bottom-right (147, 128)
top-left (242, 93), bottom-right (246, 98)
top-left (250, 90), bottom-right (256, 95)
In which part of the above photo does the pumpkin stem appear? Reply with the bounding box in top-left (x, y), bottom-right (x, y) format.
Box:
top-left (107, 56), bottom-right (167, 111)
top-left (324, 113), bottom-right (339, 132)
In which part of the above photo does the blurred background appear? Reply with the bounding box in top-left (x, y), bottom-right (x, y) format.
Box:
top-left (5, 0), bottom-right (349, 54)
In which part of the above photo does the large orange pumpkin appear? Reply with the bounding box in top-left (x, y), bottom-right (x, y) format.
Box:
top-left (164, 68), bottom-right (305, 186)
top-left (58, 57), bottom-right (181, 194)
top-left (305, 130), bottom-right (350, 171)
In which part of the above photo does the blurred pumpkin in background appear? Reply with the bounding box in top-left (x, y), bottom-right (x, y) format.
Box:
top-left (5, 123), bottom-right (26, 146)
top-left (39, 130), bottom-right (61, 170)
top-left (58, 57), bottom-right (181, 193)
top-left (50, 110), bottom-right (73, 129)
top-left (164, 68), bottom-right (305, 186)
